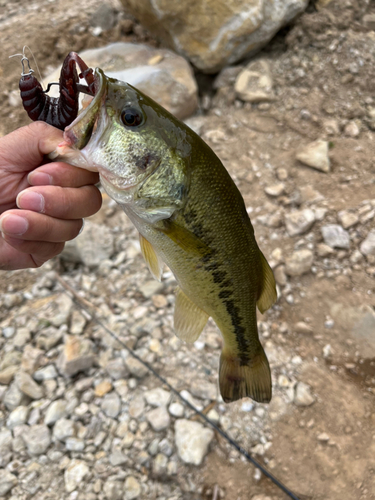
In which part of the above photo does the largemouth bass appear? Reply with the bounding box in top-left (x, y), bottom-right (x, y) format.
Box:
top-left (52, 69), bottom-right (277, 403)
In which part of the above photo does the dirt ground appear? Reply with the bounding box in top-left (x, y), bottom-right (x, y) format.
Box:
top-left (0, 1), bottom-right (374, 500)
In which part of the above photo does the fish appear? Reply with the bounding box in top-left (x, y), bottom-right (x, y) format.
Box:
top-left (51, 68), bottom-right (277, 403)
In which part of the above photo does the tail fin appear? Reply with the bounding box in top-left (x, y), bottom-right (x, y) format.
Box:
top-left (219, 346), bottom-right (272, 403)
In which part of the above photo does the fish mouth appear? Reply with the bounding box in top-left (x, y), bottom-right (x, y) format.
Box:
top-left (100, 169), bottom-right (138, 191)
top-left (63, 68), bottom-right (107, 150)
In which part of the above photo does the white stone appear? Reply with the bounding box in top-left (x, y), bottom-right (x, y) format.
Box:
top-left (64, 460), bottom-right (89, 493)
top-left (101, 392), bottom-right (121, 418)
top-left (296, 140), bottom-right (330, 173)
top-left (235, 60), bottom-right (275, 102)
top-left (124, 476), bottom-right (141, 499)
top-left (45, 400), bottom-right (68, 426)
top-left (321, 224), bottom-right (350, 249)
top-left (7, 406), bottom-right (29, 429)
top-left (168, 402), bottom-right (185, 418)
top-left (0, 470), bottom-right (17, 496)
top-left (15, 371), bottom-right (43, 400)
top-left (53, 418), bottom-right (76, 441)
top-left (146, 406), bottom-right (170, 431)
top-left (144, 388), bottom-right (172, 407)
top-left (174, 419), bottom-right (214, 465)
top-left (293, 382), bottom-right (315, 407)
top-left (22, 424), bottom-right (51, 456)
top-left (285, 249), bottom-right (314, 277)
top-left (360, 230), bottom-right (375, 256)
top-left (285, 209), bottom-right (315, 237)
top-left (190, 380), bottom-right (218, 400)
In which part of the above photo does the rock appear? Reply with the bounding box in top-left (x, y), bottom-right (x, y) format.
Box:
top-left (144, 388), bottom-right (172, 407)
top-left (22, 424), bottom-right (51, 455)
top-left (316, 243), bottom-right (334, 257)
top-left (57, 335), bottom-right (95, 377)
top-left (47, 43), bottom-right (198, 120)
top-left (106, 358), bottom-right (128, 380)
top-left (122, 0), bottom-right (308, 73)
top-left (124, 476), bottom-right (141, 499)
top-left (321, 224), bottom-right (350, 249)
top-left (72, 221), bottom-right (114, 267)
top-left (285, 209), bottom-right (315, 237)
top-left (147, 406), bottom-right (170, 431)
top-left (37, 294), bottom-right (74, 328)
top-left (129, 395), bottom-right (145, 418)
top-left (103, 480), bottom-right (123, 500)
top-left (139, 280), bottom-right (164, 298)
top-left (3, 383), bottom-right (29, 411)
top-left (94, 380), bottom-right (113, 397)
top-left (15, 371), bottom-right (43, 400)
top-left (175, 419), bottom-right (214, 465)
top-left (294, 322), bottom-right (313, 335)
top-left (13, 327), bottom-right (30, 347)
top-left (70, 310), bottom-right (87, 335)
top-left (45, 400), bottom-right (68, 426)
top-left (153, 453), bottom-right (168, 477)
top-left (54, 418), bottom-right (76, 441)
top-left (338, 211), bottom-right (359, 229)
top-left (285, 249), bottom-right (314, 276)
top-left (344, 121), bottom-right (360, 138)
top-left (90, 3), bottom-right (116, 31)
top-left (293, 382), bottom-right (315, 407)
top-left (21, 345), bottom-right (44, 374)
top-left (235, 60), bottom-right (275, 102)
top-left (363, 13), bottom-right (375, 30)
top-left (0, 350), bottom-right (22, 371)
top-left (274, 265), bottom-right (287, 286)
top-left (360, 230), bottom-right (375, 256)
top-left (64, 459), bottom-right (89, 493)
top-left (296, 140), bottom-right (330, 173)
top-left (125, 357), bottom-right (148, 378)
top-left (213, 66), bottom-right (243, 89)
top-left (0, 470), bottom-right (17, 496)
top-left (65, 437), bottom-right (85, 451)
top-left (36, 326), bottom-right (63, 350)
top-left (101, 392), bottom-right (121, 418)
top-left (168, 402), bottom-right (184, 418)
top-left (264, 183), bottom-right (285, 197)
top-left (34, 365), bottom-right (58, 381)
top-left (330, 303), bottom-right (375, 357)
top-left (190, 380), bottom-right (217, 400)
top-left (7, 406), bottom-right (29, 429)
top-left (0, 365), bottom-right (17, 385)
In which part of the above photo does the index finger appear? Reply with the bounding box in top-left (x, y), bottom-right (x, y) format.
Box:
top-left (28, 162), bottom-right (100, 188)
top-left (0, 122), bottom-right (63, 172)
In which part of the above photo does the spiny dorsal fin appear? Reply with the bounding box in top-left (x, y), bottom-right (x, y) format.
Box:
top-left (139, 233), bottom-right (164, 282)
top-left (257, 251), bottom-right (277, 314)
top-left (174, 286), bottom-right (209, 343)
top-left (219, 345), bottom-right (272, 403)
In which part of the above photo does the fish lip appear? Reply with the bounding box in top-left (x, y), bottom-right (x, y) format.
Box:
top-left (63, 68), bottom-right (106, 149)
top-left (99, 168), bottom-right (137, 191)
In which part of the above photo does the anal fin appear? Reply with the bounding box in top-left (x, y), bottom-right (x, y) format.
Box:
top-left (257, 250), bottom-right (277, 314)
top-left (174, 286), bottom-right (209, 343)
top-left (139, 233), bottom-right (164, 282)
top-left (219, 346), bottom-right (272, 403)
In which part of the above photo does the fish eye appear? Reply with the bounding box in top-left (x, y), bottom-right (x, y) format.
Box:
top-left (120, 107), bottom-right (143, 127)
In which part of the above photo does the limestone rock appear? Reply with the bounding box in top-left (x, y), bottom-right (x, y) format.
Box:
top-left (65, 221), bottom-right (114, 268)
top-left (22, 424), bottom-right (51, 456)
top-left (106, 358), bottom-right (128, 380)
top-left (46, 43), bottom-right (198, 120)
top-left (121, 0), bottom-right (308, 73)
top-left (45, 400), bottom-right (68, 426)
top-left (0, 470), bottom-right (17, 496)
top-left (125, 357), bottom-right (148, 378)
top-left (7, 406), bottom-right (29, 429)
top-left (190, 380), bottom-right (217, 400)
top-left (285, 250), bottom-right (314, 276)
top-left (124, 476), bottom-right (141, 499)
top-left (64, 459), bottom-right (89, 493)
top-left (101, 392), bottom-right (121, 418)
top-left (57, 335), bottom-right (95, 377)
top-left (293, 382), bottom-right (315, 407)
top-left (285, 209), bottom-right (315, 237)
top-left (296, 140), bottom-right (330, 173)
top-left (174, 419), bottom-right (214, 465)
top-left (53, 418), bottom-right (76, 441)
top-left (321, 224), bottom-right (350, 249)
top-left (15, 371), bottom-right (43, 400)
top-left (235, 60), bottom-right (275, 102)
top-left (146, 406), bottom-right (170, 431)
top-left (144, 388), bottom-right (171, 407)
top-left (360, 230), bottom-right (375, 256)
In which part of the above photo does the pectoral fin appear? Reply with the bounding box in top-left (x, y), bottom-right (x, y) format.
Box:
top-left (139, 233), bottom-right (164, 282)
top-left (256, 251), bottom-right (277, 314)
top-left (174, 286), bottom-right (209, 343)
top-left (160, 220), bottom-right (211, 257)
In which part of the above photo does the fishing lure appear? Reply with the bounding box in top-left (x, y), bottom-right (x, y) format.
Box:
top-left (18, 51), bottom-right (96, 130)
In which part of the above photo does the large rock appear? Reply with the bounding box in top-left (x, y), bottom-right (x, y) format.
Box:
top-left (174, 419), bottom-right (214, 465)
top-left (122, 0), bottom-right (308, 73)
top-left (46, 43), bottom-right (197, 120)
top-left (296, 140), bottom-right (330, 173)
top-left (285, 249), bottom-right (314, 277)
top-left (57, 335), bottom-right (95, 377)
top-left (22, 425), bottom-right (51, 456)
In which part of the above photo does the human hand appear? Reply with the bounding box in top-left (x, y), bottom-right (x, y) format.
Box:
top-left (0, 122), bottom-right (102, 270)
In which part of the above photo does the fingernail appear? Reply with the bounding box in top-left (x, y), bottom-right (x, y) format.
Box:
top-left (17, 191), bottom-right (45, 213)
top-left (78, 219), bottom-right (85, 235)
top-left (0, 214), bottom-right (29, 236)
top-left (28, 172), bottom-right (53, 186)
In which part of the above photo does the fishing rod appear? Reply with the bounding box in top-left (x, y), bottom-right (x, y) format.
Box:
top-left (55, 273), bottom-right (303, 500)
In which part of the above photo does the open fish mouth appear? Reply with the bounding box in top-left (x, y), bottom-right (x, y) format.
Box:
top-left (63, 68), bottom-right (107, 151)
